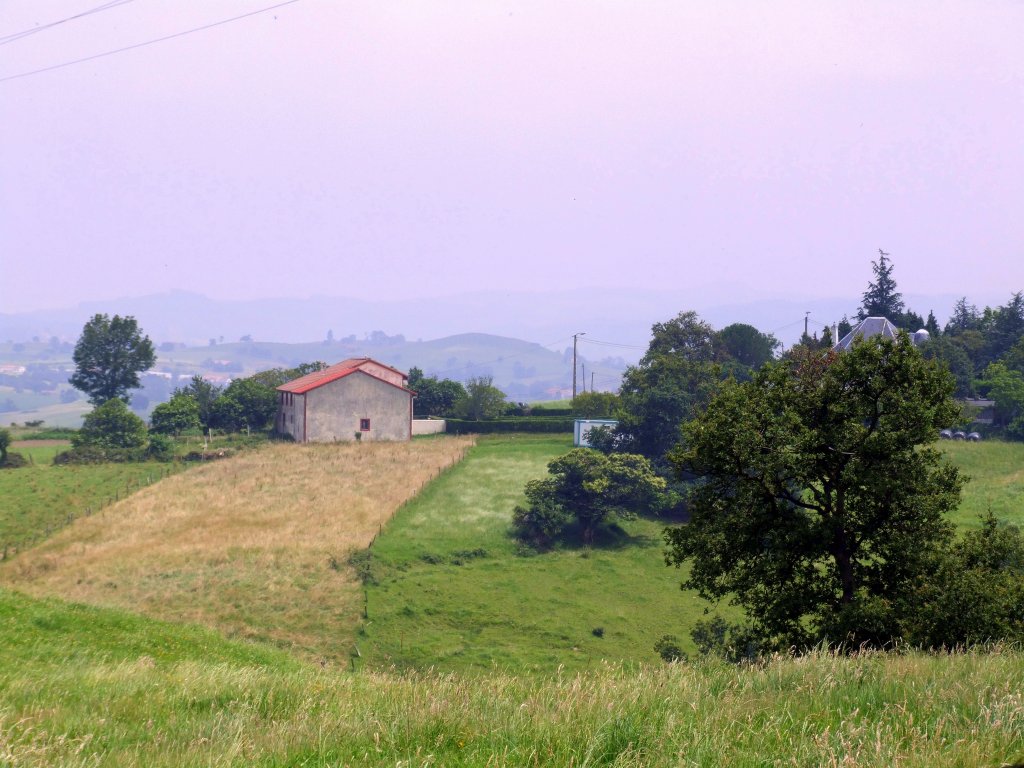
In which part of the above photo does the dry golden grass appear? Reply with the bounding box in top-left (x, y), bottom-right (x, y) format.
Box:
top-left (0, 437), bottom-right (473, 661)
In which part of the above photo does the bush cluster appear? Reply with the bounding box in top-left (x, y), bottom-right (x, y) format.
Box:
top-left (445, 417), bottom-right (574, 434)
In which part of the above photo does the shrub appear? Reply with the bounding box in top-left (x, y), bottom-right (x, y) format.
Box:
top-left (145, 434), bottom-right (174, 462)
top-left (347, 550), bottom-right (378, 585)
top-left (654, 635), bottom-right (685, 663)
top-left (74, 399), bottom-right (148, 451)
top-left (445, 417), bottom-right (575, 434)
top-left (511, 495), bottom-right (572, 549)
top-left (691, 616), bottom-right (762, 663)
top-left (0, 451), bottom-right (28, 469)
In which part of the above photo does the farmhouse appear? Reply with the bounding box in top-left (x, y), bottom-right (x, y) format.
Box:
top-left (275, 358), bottom-right (414, 442)
top-left (833, 316), bottom-right (930, 351)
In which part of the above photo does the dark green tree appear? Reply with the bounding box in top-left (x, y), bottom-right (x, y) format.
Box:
top-left (175, 375), bottom-right (222, 429)
top-left (944, 297), bottom-right (981, 335)
top-left (454, 376), bottom-right (507, 420)
top-left (919, 335), bottom-right (975, 398)
top-left (408, 367), bottom-right (467, 417)
top-left (924, 310), bottom-right (941, 336)
top-left (616, 311), bottom-right (718, 461)
top-left (981, 362), bottom-right (1024, 435)
top-left (986, 292), bottom-right (1024, 363)
top-left (211, 377), bottom-right (278, 431)
top-left (666, 336), bottom-right (963, 650)
top-left (857, 249), bottom-right (905, 321)
top-left (715, 323), bottom-right (780, 370)
top-left (513, 448), bottom-right (666, 546)
top-left (149, 393), bottom-right (202, 435)
top-left (906, 512), bottom-right (1024, 647)
top-left (571, 391), bottom-right (619, 418)
top-left (73, 398), bottom-right (149, 451)
top-left (0, 428), bottom-right (10, 464)
top-left (69, 314), bottom-right (156, 405)
top-left (250, 361), bottom-right (328, 390)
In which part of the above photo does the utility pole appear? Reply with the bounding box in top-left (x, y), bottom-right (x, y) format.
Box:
top-left (572, 332), bottom-right (586, 401)
top-left (581, 363), bottom-right (586, 393)
top-left (591, 371), bottom-right (595, 392)
top-left (804, 311), bottom-right (810, 339)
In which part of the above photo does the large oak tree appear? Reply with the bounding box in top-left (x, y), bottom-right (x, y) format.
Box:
top-left (666, 335), bottom-right (963, 650)
top-left (69, 314), bottom-right (155, 406)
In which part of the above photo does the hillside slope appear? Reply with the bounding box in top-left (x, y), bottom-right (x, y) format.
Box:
top-left (0, 437), bottom-right (473, 661)
top-left (2, 587), bottom-right (1022, 767)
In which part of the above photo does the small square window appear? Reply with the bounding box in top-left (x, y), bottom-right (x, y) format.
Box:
top-left (360, 418), bottom-right (371, 431)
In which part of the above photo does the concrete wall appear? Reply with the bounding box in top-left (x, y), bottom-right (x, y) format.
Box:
top-left (304, 371), bottom-right (411, 442)
top-left (353, 360), bottom-right (405, 388)
top-left (276, 391), bottom-right (306, 441)
top-left (412, 419), bottom-right (446, 435)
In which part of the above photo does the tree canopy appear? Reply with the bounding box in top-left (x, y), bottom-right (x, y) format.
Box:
top-left (615, 311), bottom-right (719, 462)
top-left (73, 398), bottom-right (149, 452)
top-left (408, 367), bottom-right (467, 417)
top-left (513, 448), bottom-right (666, 546)
top-left (454, 376), bottom-right (508, 420)
top-left (858, 250), bottom-right (905, 321)
top-left (69, 314), bottom-right (156, 405)
top-left (666, 336), bottom-right (964, 650)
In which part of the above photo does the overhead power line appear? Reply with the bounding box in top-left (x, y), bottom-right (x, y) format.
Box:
top-left (0, 0), bottom-right (301, 84)
top-left (0, 0), bottom-right (138, 47)
top-left (579, 337), bottom-right (646, 351)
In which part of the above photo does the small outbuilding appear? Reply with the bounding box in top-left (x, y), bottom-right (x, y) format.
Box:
top-left (275, 358), bottom-right (414, 443)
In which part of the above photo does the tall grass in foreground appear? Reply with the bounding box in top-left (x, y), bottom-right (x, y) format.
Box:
top-left (1, 592), bottom-right (1022, 768)
top-left (0, 437), bottom-right (474, 661)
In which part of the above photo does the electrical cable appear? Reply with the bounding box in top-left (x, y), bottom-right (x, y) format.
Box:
top-left (0, 0), bottom-right (301, 84)
top-left (0, 0), bottom-right (137, 46)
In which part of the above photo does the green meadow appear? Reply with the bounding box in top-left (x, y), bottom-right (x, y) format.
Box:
top-left (941, 440), bottom-right (1024, 528)
top-left (2, 587), bottom-right (1023, 767)
top-left (0, 435), bottom-right (1022, 765)
top-left (360, 434), bottom-right (732, 672)
top-left (0, 450), bottom-right (176, 552)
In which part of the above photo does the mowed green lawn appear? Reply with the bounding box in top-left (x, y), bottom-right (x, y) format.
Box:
top-left (361, 434), bottom-right (728, 672)
top-left (942, 440), bottom-right (1024, 528)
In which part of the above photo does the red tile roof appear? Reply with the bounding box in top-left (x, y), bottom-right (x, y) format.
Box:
top-left (335, 357), bottom-right (408, 378)
top-left (276, 359), bottom-right (413, 395)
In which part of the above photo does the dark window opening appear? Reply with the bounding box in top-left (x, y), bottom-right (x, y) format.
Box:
top-left (360, 418), bottom-right (371, 431)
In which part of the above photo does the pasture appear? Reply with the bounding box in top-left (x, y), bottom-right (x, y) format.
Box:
top-left (941, 440), bottom-right (1024, 528)
top-left (0, 437), bottom-right (473, 661)
top-left (1, 586), bottom-right (1022, 766)
top-left (360, 434), bottom-right (734, 672)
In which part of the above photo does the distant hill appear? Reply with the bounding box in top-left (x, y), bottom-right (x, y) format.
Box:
top-left (0, 330), bottom-right (628, 426)
top-left (0, 288), bottom-right (975, 355)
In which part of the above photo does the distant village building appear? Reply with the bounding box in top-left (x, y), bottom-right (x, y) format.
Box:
top-left (833, 317), bottom-right (929, 351)
top-left (275, 358), bottom-right (414, 443)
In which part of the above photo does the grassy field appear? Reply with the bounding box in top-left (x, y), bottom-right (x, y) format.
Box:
top-left (0, 447), bottom-right (176, 552)
top-left (941, 440), bottom-right (1024, 528)
top-left (0, 437), bottom-right (474, 662)
top-left (360, 434), bottom-right (733, 672)
top-left (1, 587), bottom-right (1022, 767)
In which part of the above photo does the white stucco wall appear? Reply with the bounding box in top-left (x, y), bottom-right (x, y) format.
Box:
top-left (412, 419), bottom-right (446, 435)
top-left (303, 371), bottom-right (411, 442)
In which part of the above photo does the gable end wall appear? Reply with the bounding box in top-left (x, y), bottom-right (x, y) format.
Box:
top-left (306, 372), bottom-right (411, 442)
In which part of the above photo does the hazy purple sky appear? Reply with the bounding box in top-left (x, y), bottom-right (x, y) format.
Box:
top-left (2, 1), bottom-right (1023, 316)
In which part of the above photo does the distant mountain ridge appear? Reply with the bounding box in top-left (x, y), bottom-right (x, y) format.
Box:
top-left (0, 288), bottom-right (970, 353)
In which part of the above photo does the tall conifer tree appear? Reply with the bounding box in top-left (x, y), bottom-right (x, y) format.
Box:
top-left (858, 249), bottom-right (905, 320)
